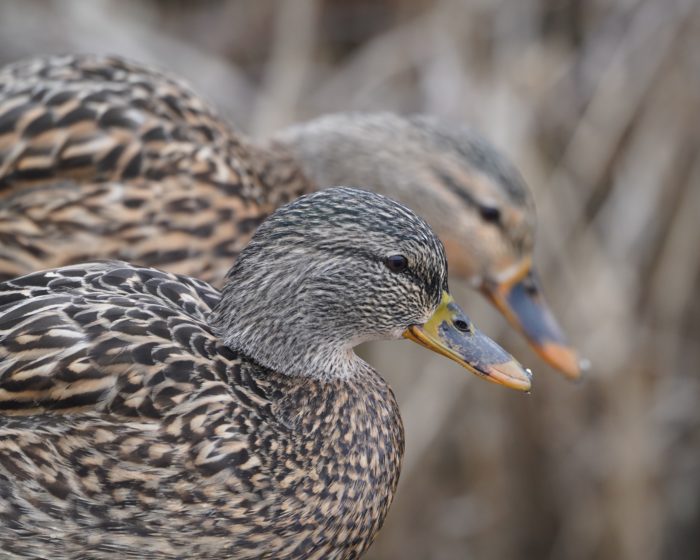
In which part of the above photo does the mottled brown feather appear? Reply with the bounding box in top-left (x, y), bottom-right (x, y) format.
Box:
top-left (0, 262), bottom-right (403, 559)
top-left (0, 54), bottom-right (312, 285)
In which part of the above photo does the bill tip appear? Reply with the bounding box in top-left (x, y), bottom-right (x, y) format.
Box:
top-left (487, 360), bottom-right (533, 392)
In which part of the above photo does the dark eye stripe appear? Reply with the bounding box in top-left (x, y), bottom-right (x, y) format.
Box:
top-left (434, 167), bottom-right (503, 226)
top-left (329, 248), bottom-right (443, 303)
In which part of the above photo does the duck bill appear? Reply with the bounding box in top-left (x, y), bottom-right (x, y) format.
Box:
top-left (403, 292), bottom-right (531, 391)
top-left (481, 259), bottom-right (582, 380)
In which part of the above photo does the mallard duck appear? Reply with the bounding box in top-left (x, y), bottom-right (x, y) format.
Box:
top-left (0, 187), bottom-right (530, 559)
top-left (0, 54), bottom-right (581, 379)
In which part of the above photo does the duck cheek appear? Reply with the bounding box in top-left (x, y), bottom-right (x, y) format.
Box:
top-left (440, 235), bottom-right (479, 279)
top-left (384, 325), bottom-right (409, 340)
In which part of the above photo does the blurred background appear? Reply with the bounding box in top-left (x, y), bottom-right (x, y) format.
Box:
top-left (1, 0), bottom-right (698, 558)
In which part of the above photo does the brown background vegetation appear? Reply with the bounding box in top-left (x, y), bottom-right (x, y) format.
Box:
top-left (1, 1), bottom-right (698, 558)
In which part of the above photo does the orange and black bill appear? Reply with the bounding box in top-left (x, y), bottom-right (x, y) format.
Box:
top-left (403, 292), bottom-right (532, 391)
top-left (481, 259), bottom-right (584, 380)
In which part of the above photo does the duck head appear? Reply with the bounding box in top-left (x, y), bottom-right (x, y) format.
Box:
top-left (213, 187), bottom-right (530, 390)
top-left (272, 113), bottom-right (583, 380)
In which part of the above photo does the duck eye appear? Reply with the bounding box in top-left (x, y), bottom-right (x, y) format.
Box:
top-left (479, 205), bottom-right (501, 223)
top-left (385, 254), bottom-right (408, 273)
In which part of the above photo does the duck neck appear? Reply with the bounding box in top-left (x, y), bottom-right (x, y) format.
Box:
top-left (212, 271), bottom-right (365, 381)
top-left (267, 115), bottom-right (400, 200)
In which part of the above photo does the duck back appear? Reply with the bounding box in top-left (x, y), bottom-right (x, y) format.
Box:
top-left (0, 55), bottom-right (311, 286)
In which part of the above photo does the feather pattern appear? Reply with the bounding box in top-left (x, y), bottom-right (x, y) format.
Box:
top-left (0, 186), bottom-right (459, 559)
top-left (0, 260), bottom-right (404, 559)
top-left (0, 54), bottom-right (312, 285)
top-left (0, 54), bottom-right (534, 290)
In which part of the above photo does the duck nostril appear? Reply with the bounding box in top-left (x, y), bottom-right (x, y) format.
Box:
top-left (454, 319), bottom-right (470, 333)
top-left (524, 281), bottom-right (538, 296)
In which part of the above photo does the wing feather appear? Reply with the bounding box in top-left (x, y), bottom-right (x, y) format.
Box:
top-left (0, 262), bottom-right (235, 417)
